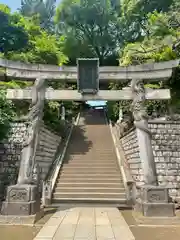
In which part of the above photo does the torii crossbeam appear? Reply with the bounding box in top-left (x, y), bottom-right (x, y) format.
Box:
top-left (6, 89), bottom-right (170, 101)
top-left (0, 58), bottom-right (179, 82)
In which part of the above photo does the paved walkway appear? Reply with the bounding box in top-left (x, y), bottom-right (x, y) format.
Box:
top-left (34, 207), bottom-right (135, 240)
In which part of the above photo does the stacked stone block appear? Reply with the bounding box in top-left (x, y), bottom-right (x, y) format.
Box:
top-left (120, 120), bottom-right (180, 199)
top-left (36, 123), bottom-right (61, 180)
top-left (0, 121), bottom-right (61, 200)
top-left (149, 120), bottom-right (180, 198)
top-left (120, 128), bottom-right (142, 185)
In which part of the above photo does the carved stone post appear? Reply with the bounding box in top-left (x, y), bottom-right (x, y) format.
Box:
top-left (1, 78), bottom-right (46, 220)
top-left (117, 103), bottom-right (123, 123)
top-left (61, 104), bottom-right (65, 121)
top-left (131, 79), bottom-right (175, 217)
top-left (131, 79), bottom-right (157, 185)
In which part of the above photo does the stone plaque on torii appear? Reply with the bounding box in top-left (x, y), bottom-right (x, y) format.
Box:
top-left (0, 57), bottom-right (180, 218)
top-left (77, 58), bottom-right (99, 94)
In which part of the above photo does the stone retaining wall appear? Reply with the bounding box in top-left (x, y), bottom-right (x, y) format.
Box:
top-left (120, 120), bottom-right (180, 198)
top-left (0, 121), bottom-right (61, 199)
top-left (149, 120), bottom-right (180, 197)
top-left (120, 128), bottom-right (142, 186)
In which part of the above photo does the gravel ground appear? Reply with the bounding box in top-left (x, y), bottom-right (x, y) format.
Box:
top-left (122, 210), bottom-right (180, 240)
top-left (0, 208), bottom-right (56, 240)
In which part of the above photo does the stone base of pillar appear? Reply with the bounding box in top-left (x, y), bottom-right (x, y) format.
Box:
top-left (134, 185), bottom-right (175, 217)
top-left (1, 184), bottom-right (41, 217)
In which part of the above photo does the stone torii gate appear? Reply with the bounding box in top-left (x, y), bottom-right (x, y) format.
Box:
top-left (0, 58), bottom-right (179, 219)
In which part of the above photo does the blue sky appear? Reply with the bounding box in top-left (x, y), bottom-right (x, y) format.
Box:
top-left (1, 0), bottom-right (22, 11)
top-left (0, 0), bottom-right (61, 11)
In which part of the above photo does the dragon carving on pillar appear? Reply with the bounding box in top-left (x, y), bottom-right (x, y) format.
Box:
top-left (17, 78), bottom-right (46, 185)
top-left (131, 79), bottom-right (151, 136)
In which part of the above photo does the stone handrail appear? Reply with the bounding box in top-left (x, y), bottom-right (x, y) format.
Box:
top-left (109, 120), bottom-right (136, 204)
top-left (42, 113), bottom-right (81, 206)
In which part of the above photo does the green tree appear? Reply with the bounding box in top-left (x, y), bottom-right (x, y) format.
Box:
top-left (0, 5), bottom-right (71, 136)
top-left (6, 13), bottom-right (68, 65)
top-left (55, 0), bottom-right (123, 65)
top-left (0, 90), bottom-right (16, 141)
top-left (120, 0), bottom-right (173, 42)
top-left (0, 4), bottom-right (28, 55)
top-left (20, 0), bottom-right (56, 32)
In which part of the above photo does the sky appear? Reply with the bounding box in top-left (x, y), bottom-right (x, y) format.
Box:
top-left (1, 0), bottom-right (22, 11)
top-left (0, 0), bottom-right (61, 11)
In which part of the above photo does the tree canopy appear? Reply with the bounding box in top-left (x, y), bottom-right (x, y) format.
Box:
top-left (55, 0), bottom-right (123, 65)
top-left (0, 4), bottom-right (28, 54)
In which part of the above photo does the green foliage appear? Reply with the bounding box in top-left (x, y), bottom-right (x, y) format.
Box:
top-left (0, 5), bottom-right (69, 136)
top-left (20, 0), bottom-right (56, 32)
top-left (0, 90), bottom-right (16, 141)
top-left (0, 4), bottom-right (29, 54)
top-left (43, 101), bottom-right (80, 134)
top-left (120, 0), bottom-right (173, 42)
top-left (108, 1), bottom-right (180, 119)
top-left (55, 0), bottom-right (122, 64)
top-left (6, 14), bottom-right (68, 65)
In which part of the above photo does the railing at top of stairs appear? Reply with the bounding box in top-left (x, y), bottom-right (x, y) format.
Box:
top-left (104, 111), bottom-right (136, 205)
top-left (42, 113), bottom-right (81, 206)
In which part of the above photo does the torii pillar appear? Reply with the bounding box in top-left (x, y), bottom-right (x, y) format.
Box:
top-left (131, 79), bottom-right (175, 217)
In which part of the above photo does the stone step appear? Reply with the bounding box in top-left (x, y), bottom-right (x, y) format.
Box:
top-left (62, 162), bottom-right (118, 167)
top-left (54, 187), bottom-right (125, 193)
top-left (51, 110), bottom-right (128, 206)
top-left (61, 166), bottom-right (119, 170)
top-left (67, 153), bottom-right (116, 157)
top-left (58, 173), bottom-right (122, 178)
top-left (62, 164), bottom-right (119, 167)
top-left (64, 156), bottom-right (117, 160)
top-left (63, 158), bottom-right (117, 162)
top-left (56, 178), bottom-right (123, 183)
top-left (49, 202), bottom-right (129, 208)
top-left (53, 192), bottom-right (126, 199)
top-left (55, 182), bottom-right (124, 187)
top-left (60, 168), bottom-right (119, 174)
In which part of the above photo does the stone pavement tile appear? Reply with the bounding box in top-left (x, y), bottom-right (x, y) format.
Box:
top-left (78, 217), bottom-right (95, 225)
top-left (96, 225), bottom-right (115, 239)
top-left (43, 216), bottom-right (62, 227)
top-left (35, 225), bottom-right (58, 239)
top-left (80, 208), bottom-right (95, 214)
top-left (78, 208), bottom-right (95, 225)
top-left (109, 211), bottom-right (135, 240)
top-left (74, 238), bottom-right (96, 240)
top-left (51, 209), bottom-right (68, 218)
top-left (61, 210), bottom-right (80, 224)
top-left (96, 238), bottom-right (115, 240)
top-left (95, 208), bottom-right (110, 225)
top-left (53, 224), bottom-right (77, 239)
top-left (74, 224), bottom-right (96, 239)
top-left (34, 238), bottom-right (52, 240)
top-left (112, 225), bottom-right (135, 240)
top-left (108, 214), bottom-right (129, 225)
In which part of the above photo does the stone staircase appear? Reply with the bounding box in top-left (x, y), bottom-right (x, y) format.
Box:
top-left (52, 109), bottom-right (127, 206)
